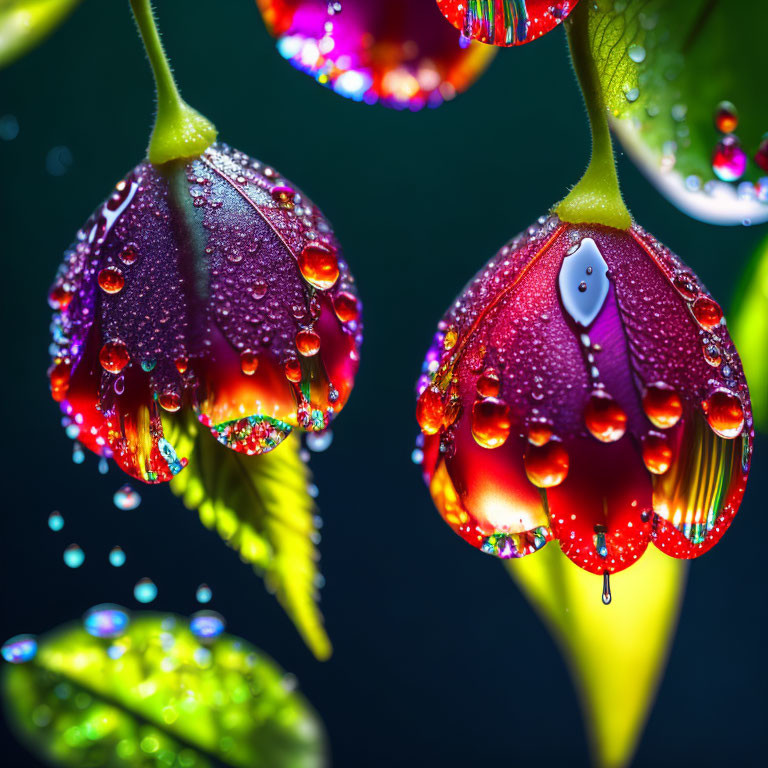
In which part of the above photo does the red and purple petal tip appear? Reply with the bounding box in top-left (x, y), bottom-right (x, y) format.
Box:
top-left (416, 214), bottom-right (752, 575)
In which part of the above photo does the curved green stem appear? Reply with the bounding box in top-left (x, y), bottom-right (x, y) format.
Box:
top-left (555, 1), bottom-right (631, 230)
top-left (129, 0), bottom-right (217, 164)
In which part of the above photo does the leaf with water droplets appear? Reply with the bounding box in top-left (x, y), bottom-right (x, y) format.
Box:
top-left (2, 611), bottom-right (326, 768)
top-left (165, 412), bottom-right (331, 660)
top-left (587, 0), bottom-right (768, 225)
top-left (0, 0), bottom-right (81, 69)
top-left (730, 234), bottom-right (768, 431)
top-left (507, 545), bottom-right (686, 768)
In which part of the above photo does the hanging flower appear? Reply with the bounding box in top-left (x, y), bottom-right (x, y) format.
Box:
top-left (49, 144), bottom-right (362, 484)
top-left (256, 0), bottom-right (496, 109)
top-left (415, 214), bottom-right (752, 575)
top-left (436, 0), bottom-right (580, 47)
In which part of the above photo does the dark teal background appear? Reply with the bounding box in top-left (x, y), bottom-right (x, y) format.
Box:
top-left (1, 1), bottom-right (766, 766)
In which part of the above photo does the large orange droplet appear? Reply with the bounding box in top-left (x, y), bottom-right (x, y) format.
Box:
top-left (527, 419), bottom-right (554, 447)
top-left (296, 329), bottom-right (321, 356)
top-left (333, 291), bottom-right (359, 323)
top-left (285, 358), bottom-right (302, 383)
top-left (642, 383), bottom-right (683, 429)
top-left (49, 360), bottom-right (71, 402)
top-left (158, 391), bottom-right (181, 412)
top-left (691, 296), bottom-right (723, 330)
top-left (298, 244), bottom-right (339, 290)
top-left (524, 439), bottom-right (570, 488)
top-left (702, 389), bottom-right (744, 438)
top-left (476, 368), bottom-right (500, 398)
top-left (416, 386), bottom-right (445, 435)
top-left (98, 266), bottom-right (125, 294)
top-left (471, 397), bottom-right (511, 449)
top-left (99, 340), bottom-right (130, 374)
top-left (48, 285), bottom-right (73, 309)
top-left (240, 350), bottom-right (259, 376)
top-left (584, 390), bottom-right (627, 443)
top-left (642, 432), bottom-right (672, 474)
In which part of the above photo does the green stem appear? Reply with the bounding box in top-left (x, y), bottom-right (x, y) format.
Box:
top-left (129, 0), bottom-right (217, 164)
top-left (555, 1), bottom-right (631, 230)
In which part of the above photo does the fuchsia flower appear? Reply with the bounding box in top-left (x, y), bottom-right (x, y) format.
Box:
top-left (437, 0), bottom-right (579, 47)
top-left (416, 215), bottom-right (752, 575)
top-left (49, 144), bottom-right (361, 484)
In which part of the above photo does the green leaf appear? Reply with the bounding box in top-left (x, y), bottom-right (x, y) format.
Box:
top-left (2, 611), bottom-right (327, 768)
top-left (0, 0), bottom-right (81, 69)
top-left (506, 545), bottom-right (686, 768)
top-left (165, 414), bottom-right (331, 661)
top-left (588, 0), bottom-right (768, 225)
top-left (730, 234), bottom-right (768, 431)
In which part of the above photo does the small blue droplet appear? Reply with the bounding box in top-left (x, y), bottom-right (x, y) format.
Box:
top-left (2, 634), bottom-right (37, 664)
top-left (98, 457), bottom-right (109, 475)
top-left (306, 429), bottom-right (333, 452)
top-left (63, 544), bottom-right (85, 568)
top-left (48, 511), bottom-right (64, 532)
top-left (195, 584), bottom-right (212, 604)
top-left (190, 611), bottom-right (225, 641)
top-left (72, 442), bottom-right (85, 464)
top-left (134, 578), bottom-right (157, 604)
top-left (109, 546), bottom-right (126, 567)
top-left (83, 604), bottom-right (130, 639)
top-left (113, 484), bottom-right (141, 511)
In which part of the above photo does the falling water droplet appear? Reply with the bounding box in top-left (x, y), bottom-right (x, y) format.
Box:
top-left (108, 546), bottom-right (126, 567)
top-left (134, 578), bottom-right (158, 604)
top-left (113, 484), bottom-right (141, 510)
top-left (48, 511), bottom-right (64, 531)
top-left (1, 634), bottom-right (37, 664)
top-left (98, 456), bottom-right (109, 475)
top-left (306, 429), bottom-right (334, 452)
top-left (63, 544), bottom-right (85, 569)
top-left (602, 572), bottom-right (612, 605)
top-left (714, 101), bottom-right (738, 133)
top-left (72, 442), bottom-right (85, 464)
top-left (189, 611), bottom-right (226, 641)
top-left (83, 604), bottom-right (130, 638)
top-left (195, 584), bottom-right (212, 604)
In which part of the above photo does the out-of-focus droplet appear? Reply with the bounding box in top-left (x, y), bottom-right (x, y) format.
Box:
top-left (628, 44), bottom-right (646, 63)
top-left (134, 578), bottom-right (158, 604)
top-left (0, 114), bottom-right (19, 141)
top-left (195, 584), bottom-right (212, 604)
top-left (189, 611), bottom-right (226, 641)
top-left (83, 604), bottom-right (130, 638)
top-left (45, 145), bottom-right (73, 176)
top-left (48, 511), bottom-right (64, 532)
top-left (471, 397), bottom-right (511, 448)
top-left (113, 484), bottom-right (141, 510)
top-left (714, 101), bottom-right (738, 133)
top-left (63, 544), bottom-right (85, 569)
top-left (1, 634), bottom-right (37, 664)
top-left (524, 439), bottom-right (570, 488)
top-left (306, 429), bottom-right (333, 452)
top-left (584, 390), bottom-right (628, 443)
top-left (641, 432), bottom-right (672, 474)
top-left (702, 389), bottom-right (745, 438)
top-left (712, 135), bottom-right (747, 182)
top-left (642, 383), bottom-right (683, 429)
top-left (298, 244), bottom-right (339, 290)
top-left (72, 442), bottom-right (85, 464)
top-left (98, 456), bottom-right (109, 475)
top-left (756, 135), bottom-right (768, 173)
top-left (99, 340), bottom-right (130, 374)
top-left (98, 266), bottom-right (125, 294)
top-left (692, 296), bottom-right (723, 330)
top-left (108, 546), bottom-right (126, 567)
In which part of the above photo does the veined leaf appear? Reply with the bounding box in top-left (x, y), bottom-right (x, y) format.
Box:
top-left (730, 234), bottom-right (768, 431)
top-left (0, 0), bottom-right (81, 69)
top-left (165, 413), bottom-right (331, 661)
top-left (586, 0), bottom-right (768, 225)
top-left (507, 545), bottom-right (686, 768)
top-left (2, 611), bottom-right (327, 768)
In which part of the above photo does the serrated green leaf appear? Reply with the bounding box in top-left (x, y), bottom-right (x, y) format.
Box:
top-left (587, 0), bottom-right (768, 225)
top-left (165, 414), bottom-right (331, 661)
top-left (0, 0), bottom-right (81, 69)
top-left (730, 234), bottom-right (768, 431)
top-left (2, 612), bottom-right (327, 768)
top-left (507, 545), bottom-right (686, 768)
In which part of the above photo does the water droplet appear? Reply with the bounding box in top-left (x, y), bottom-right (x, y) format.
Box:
top-left (296, 329), bottom-right (321, 356)
top-left (83, 604), bottom-right (130, 638)
top-left (284, 358), bottom-right (302, 383)
top-left (702, 390), bottom-right (744, 439)
top-left (471, 397), bottom-right (511, 449)
top-left (602, 571), bottom-right (612, 605)
top-left (189, 611), bottom-right (225, 641)
top-left (642, 383), bottom-right (683, 429)
top-left (46, 145), bottom-right (73, 176)
top-left (48, 511), bottom-right (64, 531)
top-left (298, 243), bottom-right (339, 290)
top-left (239, 350), bottom-right (259, 376)
top-left (98, 456), bottom-right (109, 475)
top-left (113, 484), bottom-right (141, 510)
top-left (195, 584), bottom-right (212, 604)
top-left (628, 44), bottom-right (646, 63)
top-left (306, 429), bottom-right (333, 452)
top-left (416, 386), bottom-right (445, 435)
top-left (72, 442), bottom-right (85, 464)
top-left (63, 544), bottom-right (85, 568)
top-left (642, 432), bottom-right (673, 474)
top-left (624, 87), bottom-right (639, 103)
top-left (558, 238), bottom-right (610, 328)
top-left (108, 546), bottom-right (126, 567)
top-left (584, 391), bottom-right (627, 443)
top-left (158, 391), bottom-right (181, 412)
top-left (443, 327), bottom-right (458, 350)
top-left (756, 135), bottom-right (768, 173)
top-left (251, 280), bottom-right (268, 300)
top-left (712, 135), bottom-right (747, 182)
top-left (333, 291), bottom-right (359, 323)
top-left (119, 244), bottom-right (138, 265)
top-left (141, 358), bottom-right (156, 372)
top-left (673, 273), bottom-right (698, 300)
top-left (524, 439), bottom-right (570, 488)
top-left (691, 296), bottom-right (723, 330)
top-left (2, 634), bottom-right (37, 664)
top-left (99, 340), bottom-right (130, 374)
top-left (527, 419), bottom-right (554, 447)
top-left (98, 266), bottom-right (125, 294)
top-left (714, 101), bottom-right (738, 133)
top-left (134, 578), bottom-right (158, 604)
top-left (0, 114), bottom-right (19, 141)
top-left (476, 368), bottom-right (501, 398)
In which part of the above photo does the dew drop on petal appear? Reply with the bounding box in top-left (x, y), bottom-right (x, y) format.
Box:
top-left (298, 244), bottom-right (339, 290)
top-left (641, 432), bottom-right (673, 474)
top-left (296, 329), bottom-right (321, 356)
top-left (476, 368), bottom-right (501, 398)
top-left (239, 350), bottom-right (259, 376)
top-left (471, 397), bottom-right (511, 448)
top-left (416, 386), bottom-right (445, 435)
top-left (134, 578), bottom-right (158, 604)
top-left (2, 634), bottom-right (37, 664)
top-left (306, 429), bottom-right (333, 452)
top-left (524, 439), bottom-right (570, 488)
top-left (119, 244), bottom-right (138, 265)
top-left (642, 383), bottom-right (683, 429)
top-left (97, 266), bottom-right (125, 294)
top-left (584, 391), bottom-right (628, 443)
top-left (702, 389), bottom-right (745, 438)
top-left (691, 296), bottom-right (723, 330)
top-left (113, 484), bottom-right (141, 510)
top-left (333, 291), bottom-right (359, 323)
top-left (99, 340), bottom-right (130, 374)
top-left (63, 544), bottom-right (85, 568)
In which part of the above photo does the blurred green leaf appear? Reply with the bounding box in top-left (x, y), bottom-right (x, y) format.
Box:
top-left (507, 545), bottom-right (686, 768)
top-left (2, 612), bottom-right (327, 768)
top-left (165, 414), bottom-right (331, 661)
top-left (0, 0), bottom-right (81, 69)
top-left (586, 0), bottom-right (768, 225)
top-left (730, 234), bottom-right (768, 431)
